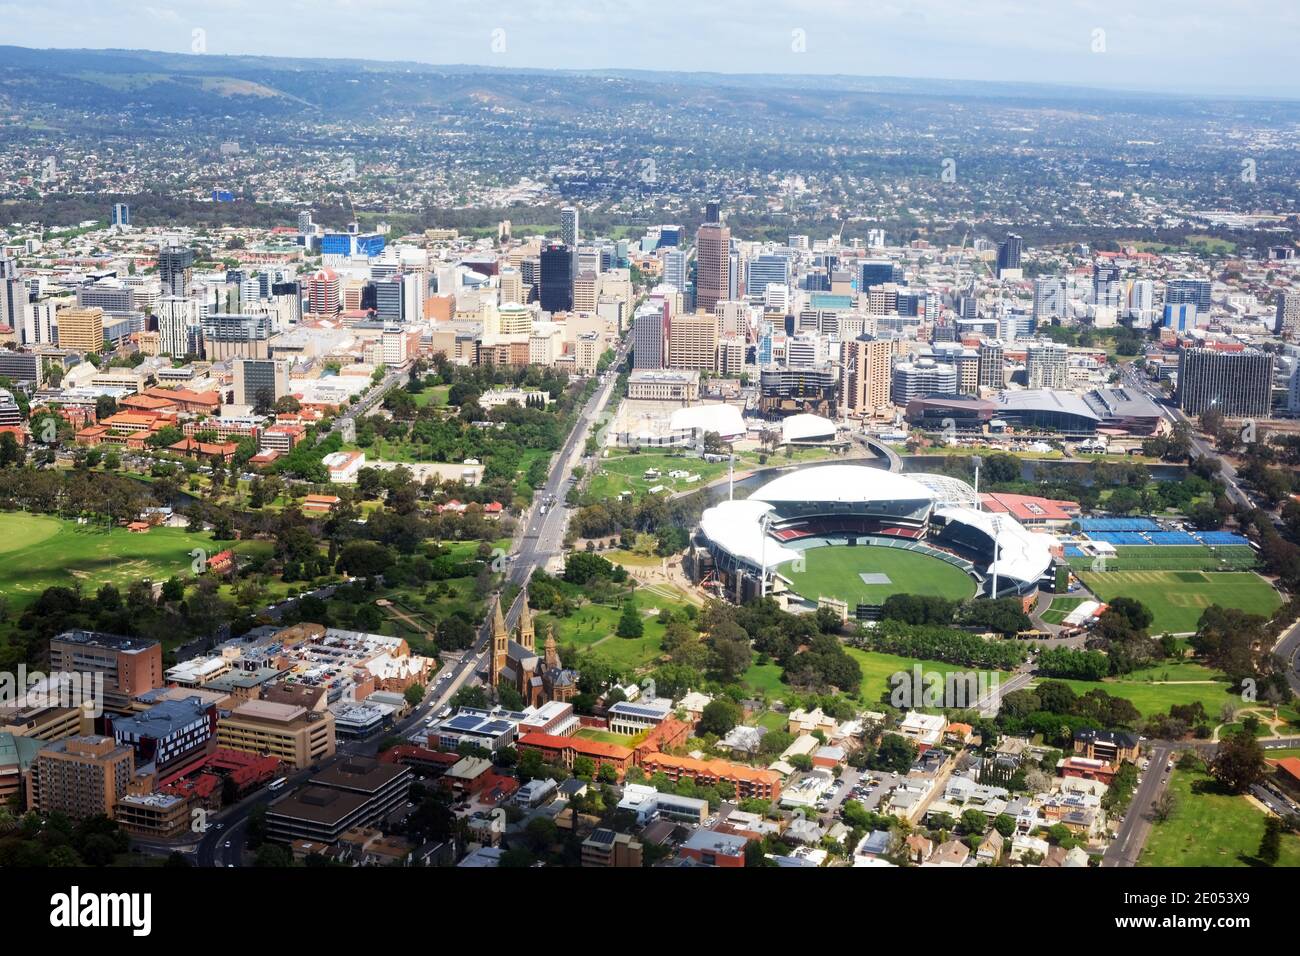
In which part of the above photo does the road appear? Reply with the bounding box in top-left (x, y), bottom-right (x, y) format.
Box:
top-left (180, 345), bottom-right (630, 866)
top-left (1102, 743), bottom-right (1174, 867)
top-left (1118, 363), bottom-right (1254, 510)
top-left (1102, 734), bottom-right (1300, 867)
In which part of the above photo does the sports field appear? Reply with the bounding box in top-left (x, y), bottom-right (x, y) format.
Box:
top-left (781, 544), bottom-right (976, 608)
top-left (1067, 544), bottom-right (1256, 572)
top-left (0, 512), bottom-right (243, 610)
top-left (1077, 569), bottom-right (1281, 634)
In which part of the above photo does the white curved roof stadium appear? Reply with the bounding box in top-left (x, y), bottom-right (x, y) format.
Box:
top-left (752, 465), bottom-right (932, 505)
top-left (781, 413), bottom-right (837, 444)
top-left (698, 498), bottom-right (801, 570)
top-left (934, 505), bottom-right (1056, 585)
top-left (669, 404), bottom-right (745, 440)
top-left (909, 472), bottom-right (980, 508)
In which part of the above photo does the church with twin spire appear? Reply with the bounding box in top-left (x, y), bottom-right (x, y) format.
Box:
top-left (489, 590), bottom-right (578, 708)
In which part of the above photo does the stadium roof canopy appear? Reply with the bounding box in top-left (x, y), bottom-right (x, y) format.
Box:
top-left (669, 403), bottom-right (745, 439)
top-left (781, 413), bottom-right (837, 444)
top-left (698, 499), bottom-right (801, 569)
top-left (934, 505), bottom-right (1056, 584)
top-left (909, 472), bottom-right (980, 508)
top-left (752, 465), bottom-right (932, 505)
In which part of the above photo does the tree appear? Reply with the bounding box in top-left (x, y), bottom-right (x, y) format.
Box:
top-left (617, 600), bottom-right (643, 638)
top-left (960, 808), bottom-right (988, 835)
top-left (697, 698), bottom-right (742, 737)
top-left (403, 683), bottom-right (426, 707)
top-left (1152, 792), bottom-right (1177, 823)
top-left (1210, 729), bottom-right (1266, 793)
top-left (1259, 816), bottom-right (1282, 866)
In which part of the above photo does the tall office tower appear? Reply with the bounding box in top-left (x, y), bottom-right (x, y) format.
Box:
top-left (840, 334), bottom-right (894, 417)
top-left (996, 234), bottom-right (1023, 277)
top-left (111, 202), bottom-right (130, 228)
top-left (728, 248), bottom-right (741, 301)
top-left (1166, 278), bottom-right (1212, 313)
top-left (55, 306), bottom-right (105, 353)
top-left (1032, 277), bottom-right (1065, 322)
top-left (1093, 263), bottom-right (1122, 308)
top-left (200, 313), bottom-right (272, 360)
top-left (234, 358), bottom-right (289, 409)
top-left (306, 268), bottom-right (340, 316)
top-left (297, 209), bottom-right (314, 234)
top-left (158, 244), bottom-right (195, 297)
top-left (1126, 279), bottom-right (1156, 314)
top-left (539, 243), bottom-right (574, 313)
top-left (499, 267), bottom-right (523, 305)
top-left (977, 339), bottom-right (1005, 389)
top-left (498, 303), bottom-right (533, 336)
top-left (867, 283), bottom-right (900, 317)
top-left (890, 358), bottom-right (958, 405)
top-left (1177, 347), bottom-right (1274, 418)
top-left (573, 271), bottom-right (599, 312)
top-left (0, 258), bottom-right (30, 340)
top-left (662, 249), bottom-right (688, 291)
top-left (560, 207), bottom-right (580, 248)
top-left (374, 275), bottom-right (404, 321)
top-left (156, 296), bottom-right (202, 357)
top-left (667, 312), bottom-right (720, 372)
top-left (859, 259), bottom-right (894, 291)
top-left (695, 223), bottom-right (731, 312)
top-left (632, 303), bottom-right (668, 370)
top-left (747, 254), bottom-right (791, 302)
top-left (1275, 291), bottom-right (1300, 335)
top-left (1025, 341), bottom-right (1070, 389)
top-left (705, 200), bottom-right (720, 225)
top-left (33, 736), bottom-right (135, 822)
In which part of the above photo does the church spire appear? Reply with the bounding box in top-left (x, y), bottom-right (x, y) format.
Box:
top-left (544, 625), bottom-right (560, 669)
top-left (518, 589), bottom-right (535, 650)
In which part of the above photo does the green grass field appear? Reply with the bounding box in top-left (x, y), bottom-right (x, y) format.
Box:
top-left (1047, 676), bottom-right (1238, 719)
top-left (1139, 767), bottom-right (1300, 867)
top-left (538, 587), bottom-right (695, 674)
top-left (847, 647), bottom-right (1007, 708)
top-left (1078, 570), bottom-right (1281, 633)
top-left (583, 446), bottom-right (838, 504)
top-left (1041, 596), bottom-right (1085, 625)
top-left (1068, 545), bottom-right (1257, 573)
top-left (0, 512), bottom-right (249, 611)
top-left (780, 545), bottom-right (976, 608)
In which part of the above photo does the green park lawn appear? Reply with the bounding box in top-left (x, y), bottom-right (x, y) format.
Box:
top-left (1077, 569), bottom-right (1281, 634)
top-left (1041, 596), bottom-right (1085, 625)
top-left (537, 588), bottom-right (694, 674)
top-left (1048, 675), bottom-right (1238, 720)
top-left (847, 647), bottom-right (1008, 709)
top-left (1139, 767), bottom-right (1300, 867)
top-left (780, 544), bottom-right (976, 608)
top-left (0, 512), bottom-right (260, 612)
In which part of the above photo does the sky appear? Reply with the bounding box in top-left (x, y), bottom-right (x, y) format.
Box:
top-left (1, 0), bottom-right (1297, 98)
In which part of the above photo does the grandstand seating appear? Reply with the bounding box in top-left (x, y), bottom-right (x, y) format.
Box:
top-left (1078, 517), bottom-right (1160, 532)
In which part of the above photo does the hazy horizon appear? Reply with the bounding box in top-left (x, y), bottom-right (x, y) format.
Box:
top-left (0, 0), bottom-right (1297, 99)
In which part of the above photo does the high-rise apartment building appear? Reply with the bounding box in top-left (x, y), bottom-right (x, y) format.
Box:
top-left (54, 306), bottom-right (105, 353)
top-left (158, 244), bottom-right (195, 297)
top-left (1275, 291), bottom-right (1300, 336)
top-left (840, 335), bottom-right (894, 417)
top-left (1177, 347), bottom-right (1274, 418)
top-left (977, 339), bottom-right (1005, 389)
top-left (32, 735), bottom-right (134, 821)
top-left (996, 234), bottom-right (1023, 277)
top-left (667, 311), bottom-right (719, 372)
top-left (1026, 341), bottom-right (1070, 390)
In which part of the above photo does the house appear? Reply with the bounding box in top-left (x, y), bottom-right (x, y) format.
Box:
top-left (677, 690), bottom-right (713, 723)
top-left (924, 839), bottom-right (971, 868)
top-left (168, 437), bottom-right (239, 462)
top-left (904, 833), bottom-right (934, 864)
top-left (322, 450), bottom-right (366, 483)
top-left (812, 745), bottom-right (846, 769)
top-left (898, 711), bottom-right (946, 751)
top-left (944, 722), bottom-right (974, 747)
top-left (1010, 833), bottom-right (1051, 863)
top-left (854, 829), bottom-right (895, 860)
top-left (679, 828), bottom-right (748, 868)
top-left (301, 494), bottom-right (342, 514)
top-left (1073, 728), bottom-right (1139, 766)
top-left (976, 828), bottom-right (1004, 864)
top-left (786, 707), bottom-right (838, 737)
top-left (716, 724), bottom-right (766, 757)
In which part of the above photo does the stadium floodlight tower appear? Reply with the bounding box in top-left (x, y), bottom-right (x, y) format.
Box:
top-left (970, 455), bottom-right (982, 509)
top-left (989, 517), bottom-right (1000, 599)
top-left (728, 453), bottom-right (735, 501)
top-left (759, 510), bottom-right (771, 598)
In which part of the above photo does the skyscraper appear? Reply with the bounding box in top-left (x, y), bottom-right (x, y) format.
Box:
top-left (840, 335), bottom-right (894, 417)
top-left (996, 234), bottom-right (1023, 277)
top-left (695, 223), bottom-right (731, 312)
top-left (560, 206), bottom-right (580, 248)
top-left (632, 302), bottom-right (668, 370)
top-left (1275, 291), bottom-right (1300, 336)
top-left (539, 243), bottom-right (574, 313)
top-left (158, 244), bottom-right (195, 297)
top-left (111, 203), bottom-right (130, 227)
top-left (1177, 347), bottom-right (1274, 418)
top-left (1166, 278), bottom-right (1212, 313)
top-left (1032, 277), bottom-right (1065, 322)
top-left (0, 258), bottom-right (30, 342)
top-left (1026, 341), bottom-right (1069, 390)
top-left (55, 306), bottom-right (105, 353)
top-left (705, 200), bottom-right (720, 225)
